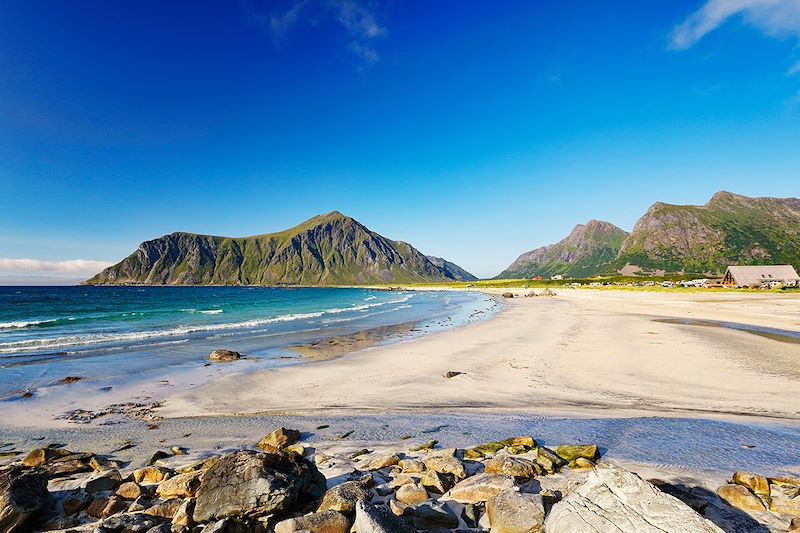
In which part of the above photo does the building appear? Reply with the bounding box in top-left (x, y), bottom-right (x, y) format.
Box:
top-left (722, 265), bottom-right (800, 288)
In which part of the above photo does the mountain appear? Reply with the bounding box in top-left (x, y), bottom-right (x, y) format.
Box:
top-left (614, 191), bottom-right (800, 275)
top-left (496, 220), bottom-right (629, 279)
top-left (426, 256), bottom-right (479, 281)
top-left (84, 212), bottom-right (461, 286)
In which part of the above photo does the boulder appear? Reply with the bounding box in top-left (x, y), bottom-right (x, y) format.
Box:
top-left (257, 427), bottom-right (301, 451)
top-left (116, 481), bottom-right (147, 501)
top-left (85, 469), bottom-right (123, 493)
top-left (717, 484), bottom-right (766, 512)
top-left (487, 490), bottom-right (544, 533)
top-left (388, 475), bottom-right (415, 490)
top-left (99, 512), bottom-right (163, 533)
top-left (555, 444), bottom-right (599, 463)
top-left (545, 464), bottom-right (724, 532)
top-left (539, 288), bottom-right (556, 296)
top-left (208, 349), bottom-right (241, 362)
top-left (365, 453), bottom-right (401, 471)
top-left (172, 499), bottom-right (195, 528)
top-left (407, 502), bottom-right (459, 529)
top-left (731, 471), bottom-right (770, 500)
top-left (20, 448), bottom-right (70, 468)
top-left (317, 480), bottom-right (372, 513)
top-left (484, 455), bottom-right (540, 479)
top-left (420, 470), bottom-right (451, 494)
top-left (353, 500), bottom-right (416, 533)
top-left (86, 495), bottom-right (128, 519)
top-left (274, 510), bottom-right (351, 533)
top-left (446, 473), bottom-right (516, 504)
top-left (535, 447), bottom-right (565, 474)
top-left (193, 450), bottom-right (326, 523)
top-left (0, 466), bottom-right (51, 533)
top-left (398, 459), bottom-right (425, 474)
top-left (62, 490), bottom-right (94, 515)
top-left (133, 466), bottom-right (173, 484)
top-left (790, 517), bottom-right (800, 531)
top-left (144, 498), bottom-right (183, 519)
top-left (769, 481), bottom-right (800, 516)
top-left (502, 292), bottom-right (514, 298)
top-left (156, 471), bottom-right (203, 499)
top-left (395, 483), bottom-right (428, 505)
top-left (422, 449), bottom-right (467, 480)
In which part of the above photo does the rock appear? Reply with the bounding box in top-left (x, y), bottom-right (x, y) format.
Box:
top-left (365, 453), bottom-right (401, 471)
top-left (20, 448), bottom-right (70, 468)
top-left (156, 471), bottom-right (203, 499)
top-left (769, 481), bottom-right (800, 515)
top-left (40, 458), bottom-right (93, 478)
top-left (502, 292), bottom-right (514, 298)
top-left (487, 490), bottom-right (544, 533)
top-left (0, 466), bottom-right (51, 532)
top-left (99, 512), bottom-right (162, 533)
top-left (133, 466), bottom-right (173, 484)
top-left (422, 449), bottom-right (467, 480)
top-left (539, 288), bottom-right (556, 296)
top-left (648, 480), bottom-right (708, 515)
top-left (86, 495), bottom-right (128, 519)
top-left (388, 475), bottom-right (415, 490)
top-left (147, 450), bottom-right (171, 466)
top-left (62, 490), bottom-right (94, 515)
top-left (193, 450), bottom-right (326, 523)
top-left (420, 470), bottom-right (451, 494)
top-left (545, 464), bottom-right (724, 533)
top-left (398, 459), bottom-right (425, 474)
top-left (116, 481), bottom-right (146, 501)
top-left (395, 483), bottom-right (428, 505)
top-left (444, 371), bottom-right (465, 378)
top-left (555, 444), bottom-right (599, 463)
top-left (535, 446), bottom-right (565, 474)
top-left (790, 517), bottom-right (800, 531)
top-left (274, 510), bottom-right (351, 533)
top-left (198, 519), bottom-right (228, 533)
top-left (717, 484), bottom-right (767, 512)
top-left (91, 456), bottom-right (124, 472)
top-left (208, 349), bottom-right (241, 362)
top-left (285, 444), bottom-right (306, 457)
top-left (128, 495), bottom-right (152, 512)
top-left (353, 500), bottom-right (416, 533)
top-left (85, 469), bottom-right (123, 493)
top-left (484, 455), bottom-right (540, 479)
top-left (407, 502), bottom-right (459, 529)
top-left (731, 471), bottom-right (770, 500)
top-left (409, 440), bottom-right (438, 452)
top-left (461, 504), bottom-right (481, 528)
top-left (317, 480), bottom-right (372, 513)
top-left (172, 499), bottom-right (195, 528)
top-left (257, 427), bottom-right (301, 451)
top-left (389, 499), bottom-right (407, 516)
top-left (570, 457), bottom-right (595, 470)
top-left (144, 498), bottom-right (183, 519)
top-left (446, 473), bottom-right (516, 504)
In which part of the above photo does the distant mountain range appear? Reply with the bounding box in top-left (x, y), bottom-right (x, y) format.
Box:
top-left (85, 212), bottom-right (476, 286)
top-left (498, 191), bottom-right (800, 278)
top-left (497, 220), bottom-right (628, 279)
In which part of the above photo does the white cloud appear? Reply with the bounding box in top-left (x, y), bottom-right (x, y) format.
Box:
top-left (670, 0), bottom-right (800, 50)
top-left (788, 59), bottom-right (800, 75)
top-left (246, 0), bottom-right (386, 65)
top-left (0, 258), bottom-right (113, 285)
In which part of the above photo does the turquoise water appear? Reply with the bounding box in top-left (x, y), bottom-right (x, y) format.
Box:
top-left (0, 286), bottom-right (497, 400)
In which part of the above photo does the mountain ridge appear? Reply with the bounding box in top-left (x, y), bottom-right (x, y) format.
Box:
top-left (85, 212), bottom-right (471, 286)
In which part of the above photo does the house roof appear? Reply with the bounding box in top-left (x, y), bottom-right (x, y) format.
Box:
top-left (725, 265), bottom-right (800, 285)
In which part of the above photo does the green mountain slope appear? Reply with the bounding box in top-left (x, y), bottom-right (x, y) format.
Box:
top-left (426, 256), bottom-right (479, 281)
top-left (496, 220), bottom-right (629, 279)
top-left (614, 191), bottom-right (800, 275)
top-left (84, 212), bottom-right (458, 285)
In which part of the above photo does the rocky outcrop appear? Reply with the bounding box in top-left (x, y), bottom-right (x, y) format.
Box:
top-left (0, 466), bottom-right (51, 533)
top-left (84, 212), bottom-right (464, 286)
top-left (426, 256), bottom-right (479, 281)
top-left (544, 464), bottom-right (724, 532)
top-left (193, 450), bottom-right (326, 522)
top-left (208, 349), bottom-right (241, 362)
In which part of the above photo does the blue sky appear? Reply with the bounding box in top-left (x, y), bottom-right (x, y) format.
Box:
top-left (1, 0), bottom-right (799, 282)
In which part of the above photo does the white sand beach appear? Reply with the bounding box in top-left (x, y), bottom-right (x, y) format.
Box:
top-left (160, 289), bottom-right (800, 423)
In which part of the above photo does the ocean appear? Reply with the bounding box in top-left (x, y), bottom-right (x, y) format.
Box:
top-left (0, 286), bottom-right (499, 402)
